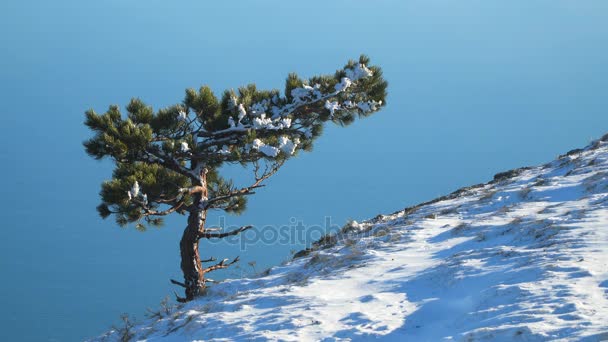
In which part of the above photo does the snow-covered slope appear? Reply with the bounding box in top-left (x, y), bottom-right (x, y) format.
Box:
top-left (95, 136), bottom-right (608, 342)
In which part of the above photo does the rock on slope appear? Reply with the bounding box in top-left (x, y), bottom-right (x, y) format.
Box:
top-left (96, 136), bottom-right (608, 342)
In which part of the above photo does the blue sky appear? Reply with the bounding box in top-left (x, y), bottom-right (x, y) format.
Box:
top-left (1, 1), bottom-right (607, 341)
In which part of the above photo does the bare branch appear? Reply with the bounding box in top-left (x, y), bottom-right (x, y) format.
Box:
top-left (199, 225), bottom-right (253, 239)
top-left (202, 256), bottom-right (241, 273)
top-left (256, 160), bottom-right (284, 182)
top-left (201, 257), bottom-right (217, 263)
top-left (205, 189), bottom-right (260, 209)
top-left (253, 160), bottom-right (261, 180)
top-left (204, 160), bottom-right (284, 209)
top-left (170, 279), bottom-right (187, 288)
top-left (174, 291), bottom-right (188, 303)
top-left (141, 201), bottom-right (185, 217)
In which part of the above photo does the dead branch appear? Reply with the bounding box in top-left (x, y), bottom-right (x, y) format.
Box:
top-left (199, 225), bottom-right (253, 239)
top-left (202, 256), bottom-right (241, 273)
top-left (174, 291), bottom-right (188, 303)
top-left (170, 279), bottom-right (187, 288)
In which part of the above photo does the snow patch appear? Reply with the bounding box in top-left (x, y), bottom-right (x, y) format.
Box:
top-left (218, 145), bottom-right (231, 155)
top-left (324, 101), bottom-right (340, 117)
top-left (345, 63), bottom-right (373, 81)
top-left (129, 181), bottom-right (140, 199)
top-left (278, 136), bottom-right (299, 156)
top-left (237, 104), bottom-right (247, 122)
top-left (334, 77), bottom-right (352, 92)
top-left (92, 136), bottom-right (608, 342)
top-left (252, 139), bottom-right (279, 157)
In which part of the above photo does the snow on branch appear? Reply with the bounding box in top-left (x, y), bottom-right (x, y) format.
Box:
top-left (345, 63), bottom-right (373, 81)
top-left (252, 138), bottom-right (280, 157)
top-left (196, 62), bottom-right (377, 144)
top-left (125, 179), bottom-right (187, 219)
top-left (127, 181), bottom-right (140, 200)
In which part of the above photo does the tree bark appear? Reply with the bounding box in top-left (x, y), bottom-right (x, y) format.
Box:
top-left (176, 167), bottom-right (210, 302)
top-left (179, 209), bottom-right (206, 301)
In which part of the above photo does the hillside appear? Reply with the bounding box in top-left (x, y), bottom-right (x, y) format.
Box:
top-left (95, 135), bottom-right (608, 341)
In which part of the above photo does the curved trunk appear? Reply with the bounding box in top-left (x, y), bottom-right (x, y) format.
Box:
top-left (179, 210), bottom-right (206, 301)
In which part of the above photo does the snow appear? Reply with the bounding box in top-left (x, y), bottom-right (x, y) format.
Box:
top-left (250, 101), bottom-right (268, 117)
top-left (290, 84), bottom-right (323, 105)
top-left (291, 87), bottom-right (311, 103)
top-left (324, 100), bottom-right (340, 117)
top-left (252, 138), bottom-right (279, 158)
top-left (237, 104), bottom-right (247, 122)
top-left (252, 114), bottom-right (273, 129)
top-left (258, 145), bottom-right (279, 158)
top-left (128, 181), bottom-right (140, 200)
top-left (345, 63), bottom-right (373, 81)
top-left (278, 117), bottom-right (291, 129)
top-left (250, 114), bottom-right (292, 131)
top-left (93, 137), bottom-right (608, 342)
top-left (218, 145), bottom-right (231, 155)
top-left (357, 100), bottom-right (382, 113)
top-left (335, 77), bottom-right (352, 92)
top-left (278, 136), bottom-right (298, 156)
top-left (128, 181), bottom-right (147, 204)
top-left (180, 142), bottom-right (190, 153)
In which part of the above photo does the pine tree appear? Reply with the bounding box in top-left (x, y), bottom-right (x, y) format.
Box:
top-left (84, 55), bottom-right (388, 302)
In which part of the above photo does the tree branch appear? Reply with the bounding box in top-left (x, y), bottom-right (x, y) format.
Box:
top-left (202, 256), bottom-right (241, 273)
top-left (170, 279), bottom-right (187, 288)
top-left (142, 201), bottom-right (185, 217)
top-left (179, 185), bottom-right (207, 196)
top-left (196, 88), bottom-right (343, 141)
top-left (204, 188), bottom-right (260, 208)
top-left (145, 149), bottom-right (199, 181)
top-left (199, 225), bottom-right (253, 239)
top-left (205, 160), bottom-right (284, 209)
top-left (174, 291), bottom-right (188, 303)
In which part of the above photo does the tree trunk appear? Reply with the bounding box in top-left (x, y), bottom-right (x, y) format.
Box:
top-left (179, 210), bottom-right (206, 301)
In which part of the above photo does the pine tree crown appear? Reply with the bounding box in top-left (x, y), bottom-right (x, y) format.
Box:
top-left (84, 55), bottom-right (388, 230)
